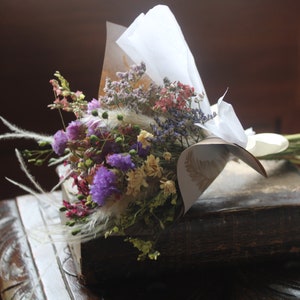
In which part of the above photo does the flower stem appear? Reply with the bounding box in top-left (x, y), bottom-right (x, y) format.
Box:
top-left (259, 133), bottom-right (300, 165)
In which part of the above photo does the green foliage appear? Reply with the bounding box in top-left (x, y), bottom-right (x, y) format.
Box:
top-left (103, 189), bottom-right (180, 260)
top-left (260, 134), bottom-right (300, 165)
top-left (22, 147), bottom-right (54, 166)
top-left (126, 237), bottom-right (160, 260)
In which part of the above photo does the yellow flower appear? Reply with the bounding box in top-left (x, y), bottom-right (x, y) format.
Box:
top-left (160, 179), bottom-right (177, 196)
top-left (163, 151), bottom-right (172, 161)
top-left (137, 130), bottom-right (153, 148)
top-left (126, 167), bottom-right (148, 196)
top-left (144, 154), bottom-right (162, 178)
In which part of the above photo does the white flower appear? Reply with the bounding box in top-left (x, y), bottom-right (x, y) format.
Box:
top-left (246, 133), bottom-right (289, 157)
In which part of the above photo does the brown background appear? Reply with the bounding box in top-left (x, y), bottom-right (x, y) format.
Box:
top-left (0, 0), bottom-right (299, 199)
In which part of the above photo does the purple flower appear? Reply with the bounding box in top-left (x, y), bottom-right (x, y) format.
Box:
top-left (131, 142), bottom-right (150, 158)
top-left (90, 166), bottom-right (119, 206)
top-left (86, 120), bottom-right (101, 136)
top-left (87, 98), bottom-right (100, 114)
top-left (66, 120), bottom-right (83, 140)
top-left (106, 153), bottom-right (135, 172)
top-left (52, 130), bottom-right (68, 155)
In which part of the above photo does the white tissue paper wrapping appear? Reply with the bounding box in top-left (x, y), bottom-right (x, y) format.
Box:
top-left (116, 4), bottom-right (288, 154)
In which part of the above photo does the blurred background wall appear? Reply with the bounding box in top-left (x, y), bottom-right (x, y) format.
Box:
top-left (0, 0), bottom-right (299, 199)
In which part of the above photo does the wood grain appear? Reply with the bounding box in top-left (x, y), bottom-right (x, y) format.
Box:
top-left (0, 199), bottom-right (45, 299)
top-left (0, 195), bottom-right (102, 299)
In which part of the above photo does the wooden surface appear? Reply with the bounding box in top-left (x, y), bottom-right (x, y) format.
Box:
top-left (0, 0), bottom-right (300, 199)
top-left (0, 194), bottom-right (101, 300)
top-left (1, 161), bottom-right (300, 299)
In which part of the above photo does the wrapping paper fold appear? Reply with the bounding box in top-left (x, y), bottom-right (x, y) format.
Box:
top-left (177, 137), bottom-right (266, 213)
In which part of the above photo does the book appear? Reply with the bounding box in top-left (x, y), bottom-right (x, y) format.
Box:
top-left (69, 160), bottom-right (300, 284)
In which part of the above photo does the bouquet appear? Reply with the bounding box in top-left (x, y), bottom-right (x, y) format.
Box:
top-left (51, 64), bottom-right (215, 260)
top-left (0, 5), bottom-right (297, 261)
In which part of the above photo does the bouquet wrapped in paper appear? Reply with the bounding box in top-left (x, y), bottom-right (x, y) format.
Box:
top-left (1, 4), bottom-right (298, 283)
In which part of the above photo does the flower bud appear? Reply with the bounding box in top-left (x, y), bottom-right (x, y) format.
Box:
top-left (129, 149), bottom-right (137, 155)
top-left (102, 111), bottom-right (109, 119)
top-left (38, 140), bottom-right (50, 147)
top-left (115, 136), bottom-right (123, 144)
top-left (85, 158), bottom-right (93, 168)
top-left (77, 194), bottom-right (85, 200)
top-left (91, 110), bottom-right (98, 116)
top-left (90, 135), bottom-right (99, 144)
top-left (35, 159), bottom-right (44, 166)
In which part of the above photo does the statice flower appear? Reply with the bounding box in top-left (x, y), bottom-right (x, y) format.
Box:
top-left (106, 153), bottom-right (135, 172)
top-left (153, 80), bottom-right (194, 112)
top-left (116, 62), bottom-right (146, 83)
top-left (52, 130), bottom-right (68, 155)
top-left (101, 63), bottom-right (157, 112)
top-left (90, 166), bottom-right (120, 206)
top-left (152, 106), bottom-right (215, 148)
